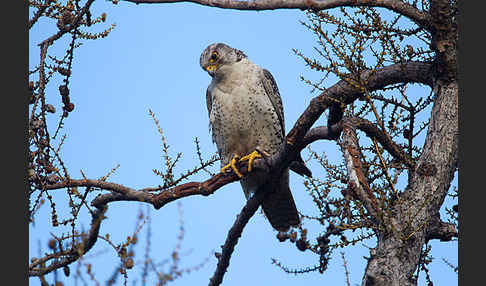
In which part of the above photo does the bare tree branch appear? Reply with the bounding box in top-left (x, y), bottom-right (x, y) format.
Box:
top-left (300, 124), bottom-right (342, 147)
top-left (340, 119), bottom-right (380, 222)
top-left (29, 205), bottom-right (107, 276)
top-left (29, 1), bottom-right (49, 30)
top-left (301, 118), bottom-right (415, 170)
top-left (286, 61), bottom-right (433, 149)
top-left (44, 173), bottom-right (239, 210)
top-left (350, 117), bottom-right (416, 169)
top-left (426, 215), bottom-right (458, 242)
top-left (208, 188), bottom-right (266, 286)
top-left (124, 0), bottom-right (432, 30)
top-left (39, 0), bottom-right (96, 47)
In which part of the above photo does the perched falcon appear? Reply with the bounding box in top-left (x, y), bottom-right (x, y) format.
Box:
top-left (200, 43), bottom-right (310, 232)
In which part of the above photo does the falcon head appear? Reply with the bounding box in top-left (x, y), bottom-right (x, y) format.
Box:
top-left (200, 43), bottom-right (247, 77)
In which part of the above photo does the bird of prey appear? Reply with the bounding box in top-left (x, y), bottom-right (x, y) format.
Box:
top-left (199, 43), bottom-right (311, 231)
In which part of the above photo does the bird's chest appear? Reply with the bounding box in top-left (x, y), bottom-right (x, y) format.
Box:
top-left (209, 65), bottom-right (276, 159)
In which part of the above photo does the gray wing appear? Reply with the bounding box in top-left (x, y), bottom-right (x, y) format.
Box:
top-left (205, 86), bottom-right (218, 146)
top-left (261, 69), bottom-right (313, 177)
top-left (206, 86), bottom-right (212, 117)
top-left (260, 68), bottom-right (285, 137)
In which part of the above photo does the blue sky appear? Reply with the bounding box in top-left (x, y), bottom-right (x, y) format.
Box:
top-left (29, 1), bottom-right (457, 285)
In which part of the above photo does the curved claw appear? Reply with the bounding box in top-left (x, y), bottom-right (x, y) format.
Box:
top-left (239, 150), bottom-right (262, 172)
top-left (221, 155), bottom-right (243, 178)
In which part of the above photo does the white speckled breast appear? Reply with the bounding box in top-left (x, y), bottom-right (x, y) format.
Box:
top-left (208, 58), bottom-right (284, 166)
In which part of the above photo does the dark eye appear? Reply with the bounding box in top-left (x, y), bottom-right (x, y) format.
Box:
top-left (210, 52), bottom-right (218, 62)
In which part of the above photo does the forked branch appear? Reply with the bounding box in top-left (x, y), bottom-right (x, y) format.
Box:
top-left (209, 188), bottom-right (266, 286)
top-left (29, 206), bottom-right (107, 276)
top-left (340, 120), bottom-right (381, 222)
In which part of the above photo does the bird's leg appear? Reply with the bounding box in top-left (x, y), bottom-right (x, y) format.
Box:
top-left (239, 150), bottom-right (263, 172)
top-left (221, 154), bottom-right (243, 178)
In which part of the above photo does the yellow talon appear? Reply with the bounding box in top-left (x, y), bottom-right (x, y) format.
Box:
top-left (239, 150), bottom-right (262, 172)
top-left (221, 155), bottom-right (243, 178)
